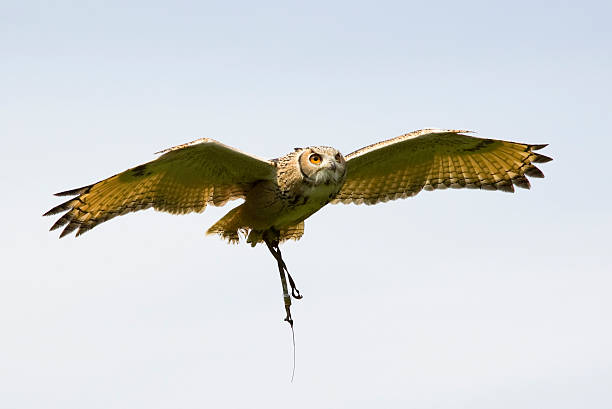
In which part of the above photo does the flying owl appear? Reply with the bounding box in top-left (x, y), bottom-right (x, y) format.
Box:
top-left (44, 128), bottom-right (552, 325)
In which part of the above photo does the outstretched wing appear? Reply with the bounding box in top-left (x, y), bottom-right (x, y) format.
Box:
top-left (44, 138), bottom-right (277, 237)
top-left (333, 129), bottom-right (552, 205)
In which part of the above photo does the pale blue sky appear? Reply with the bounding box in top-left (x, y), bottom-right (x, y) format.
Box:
top-left (1, 1), bottom-right (611, 408)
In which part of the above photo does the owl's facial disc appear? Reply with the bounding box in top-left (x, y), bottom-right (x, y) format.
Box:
top-left (302, 147), bottom-right (346, 185)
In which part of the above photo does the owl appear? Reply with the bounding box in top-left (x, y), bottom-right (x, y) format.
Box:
top-left (44, 128), bottom-right (552, 326)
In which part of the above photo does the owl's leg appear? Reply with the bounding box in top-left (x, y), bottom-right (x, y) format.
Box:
top-left (264, 237), bottom-right (302, 327)
top-left (273, 244), bottom-right (302, 300)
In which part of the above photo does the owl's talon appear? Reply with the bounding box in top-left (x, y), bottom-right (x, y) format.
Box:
top-left (286, 272), bottom-right (303, 299)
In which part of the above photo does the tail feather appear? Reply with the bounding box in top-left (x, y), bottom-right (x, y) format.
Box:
top-left (206, 206), bottom-right (245, 244)
top-left (207, 205), bottom-right (305, 246)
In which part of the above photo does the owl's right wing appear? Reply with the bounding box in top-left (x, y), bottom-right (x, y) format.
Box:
top-left (333, 129), bottom-right (552, 205)
top-left (44, 138), bottom-right (277, 237)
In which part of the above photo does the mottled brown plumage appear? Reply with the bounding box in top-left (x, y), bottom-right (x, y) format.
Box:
top-left (44, 128), bottom-right (552, 326)
top-left (45, 129), bottom-right (551, 243)
top-left (207, 146), bottom-right (346, 245)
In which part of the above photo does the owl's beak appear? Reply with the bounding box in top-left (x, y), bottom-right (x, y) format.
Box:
top-left (329, 162), bottom-right (337, 171)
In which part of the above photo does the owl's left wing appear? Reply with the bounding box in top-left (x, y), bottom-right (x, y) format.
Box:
top-left (332, 129), bottom-right (552, 205)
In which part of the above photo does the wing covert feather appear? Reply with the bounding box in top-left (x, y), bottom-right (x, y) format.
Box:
top-left (333, 129), bottom-right (552, 205)
top-left (44, 138), bottom-right (276, 237)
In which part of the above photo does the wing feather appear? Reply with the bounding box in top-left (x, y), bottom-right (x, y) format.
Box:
top-left (44, 138), bottom-right (276, 237)
top-left (333, 129), bottom-right (552, 205)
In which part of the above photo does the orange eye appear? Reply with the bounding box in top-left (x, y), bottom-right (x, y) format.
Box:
top-left (309, 154), bottom-right (322, 165)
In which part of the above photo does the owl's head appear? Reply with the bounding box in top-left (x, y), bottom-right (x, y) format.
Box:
top-left (297, 146), bottom-right (346, 185)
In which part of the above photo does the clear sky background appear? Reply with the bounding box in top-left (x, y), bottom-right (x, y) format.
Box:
top-left (2, 1), bottom-right (611, 408)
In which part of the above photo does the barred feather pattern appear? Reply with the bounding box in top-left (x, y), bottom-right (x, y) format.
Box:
top-left (332, 129), bottom-right (552, 205)
top-left (206, 202), bottom-right (305, 246)
top-left (44, 138), bottom-right (276, 237)
top-left (246, 222), bottom-right (305, 246)
top-left (44, 177), bottom-right (250, 238)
